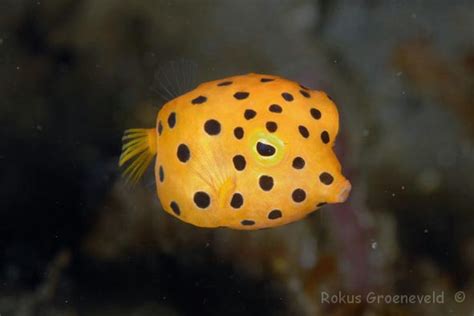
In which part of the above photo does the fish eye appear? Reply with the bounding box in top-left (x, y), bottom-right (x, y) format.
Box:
top-left (256, 141), bottom-right (276, 157)
top-left (249, 131), bottom-right (285, 167)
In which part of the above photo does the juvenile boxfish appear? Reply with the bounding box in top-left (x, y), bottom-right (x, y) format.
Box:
top-left (119, 73), bottom-right (351, 230)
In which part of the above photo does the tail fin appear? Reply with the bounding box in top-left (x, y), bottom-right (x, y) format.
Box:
top-left (119, 128), bottom-right (157, 185)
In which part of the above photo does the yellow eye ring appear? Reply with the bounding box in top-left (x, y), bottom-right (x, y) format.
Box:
top-left (249, 130), bottom-right (285, 167)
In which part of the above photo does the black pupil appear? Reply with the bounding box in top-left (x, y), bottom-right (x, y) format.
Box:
top-left (256, 142), bottom-right (276, 157)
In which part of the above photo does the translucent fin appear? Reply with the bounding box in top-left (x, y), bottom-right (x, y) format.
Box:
top-left (119, 128), bottom-right (157, 185)
top-left (150, 59), bottom-right (198, 105)
top-left (217, 177), bottom-right (236, 209)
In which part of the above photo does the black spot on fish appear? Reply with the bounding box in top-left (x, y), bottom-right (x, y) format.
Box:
top-left (259, 175), bottom-right (274, 191)
top-left (192, 96), bottom-right (207, 104)
top-left (158, 121), bottom-right (163, 135)
top-left (241, 220), bottom-right (255, 226)
top-left (261, 78), bottom-right (274, 82)
top-left (292, 188), bottom-right (306, 203)
top-left (319, 172), bottom-right (334, 185)
top-left (159, 165), bottom-right (164, 182)
top-left (256, 142), bottom-right (276, 156)
top-left (300, 90), bottom-right (310, 98)
top-left (234, 92), bottom-right (249, 100)
top-left (234, 127), bottom-right (244, 139)
top-left (177, 144), bottom-right (190, 162)
top-left (217, 81), bottom-right (232, 86)
top-left (321, 131), bottom-right (330, 144)
top-left (194, 191), bottom-right (210, 209)
top-left (266, 121), bottom-right (278, 133)
top-left (292, 157), bottom-right (305, 169)
top-left (233, 155), bottom-right (246, 171)
top-left (269, 104), bottom-right (282, 113)
top-left (282, 92), bottom-right (294, 101)
top-left (298, 126), bottom-right (309, 138)
top-left (168, 112), bottom-right (176, 128)
top-left (268, 209), bottom-right (282, 220)
top-left (204, 119), bottom-right (221, 135)
top-left (244, 109), bottom-right (257, 120)
top-left (230, 193), bottom-right (243, 209)
top-left (310, 108), bottom-right (321, 120)
top-left (170, 201), bottom-right (180, 215)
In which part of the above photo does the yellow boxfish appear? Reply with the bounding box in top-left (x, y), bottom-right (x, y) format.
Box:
top-left (119, 73), bottom-right (351, 230)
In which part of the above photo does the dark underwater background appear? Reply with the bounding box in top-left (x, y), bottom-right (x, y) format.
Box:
top-left (1, 0), bottom-right (473, 315)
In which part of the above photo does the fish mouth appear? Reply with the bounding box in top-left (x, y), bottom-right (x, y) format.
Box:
top-left (335, 180), bottom-right (352, 203)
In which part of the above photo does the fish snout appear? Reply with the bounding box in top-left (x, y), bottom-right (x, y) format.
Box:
top-left (325, 178), bottom-right (352, 204)
top-left (336, 179), bottom-right (351, 203)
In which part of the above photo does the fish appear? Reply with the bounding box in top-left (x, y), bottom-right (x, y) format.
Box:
top-left (119, 73), bottom-right (351, 230)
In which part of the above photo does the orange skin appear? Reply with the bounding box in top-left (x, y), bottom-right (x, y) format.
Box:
top-left (154, 73), bottom-right (351, 230)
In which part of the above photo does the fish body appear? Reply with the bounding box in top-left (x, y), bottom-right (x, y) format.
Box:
top-left (120, 73), bottom-right (351, 230)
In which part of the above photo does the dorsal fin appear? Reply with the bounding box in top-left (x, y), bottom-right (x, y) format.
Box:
top-left (150, 59), bottom-right (198, 105)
